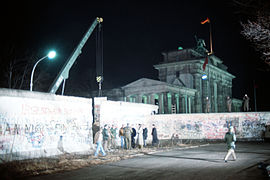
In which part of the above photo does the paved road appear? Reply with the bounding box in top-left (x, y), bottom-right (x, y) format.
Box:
top-left (30, 142), bottom-right (270, 180)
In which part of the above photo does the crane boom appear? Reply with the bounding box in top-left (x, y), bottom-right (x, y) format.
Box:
top-left (48, 17), bottom-right (103, 94)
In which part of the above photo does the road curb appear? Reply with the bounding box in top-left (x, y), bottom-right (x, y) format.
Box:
top-left (132, 143), bottom-right (210, 156)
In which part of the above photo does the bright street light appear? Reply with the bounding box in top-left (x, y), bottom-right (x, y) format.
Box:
top-left (48, 50), bottom-right (56, 59)
top-left (30, 50), bottom-right (56, 91)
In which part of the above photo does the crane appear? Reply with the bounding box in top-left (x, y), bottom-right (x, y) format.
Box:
top-left (48, 17), bottom-right (103, 94)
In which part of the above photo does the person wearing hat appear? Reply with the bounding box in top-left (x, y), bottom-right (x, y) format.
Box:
top-left (224, 126), bottom-right (236, 162)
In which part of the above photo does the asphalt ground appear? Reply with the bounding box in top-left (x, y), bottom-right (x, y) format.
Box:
top-left (29, 142), bottom-right (270, 180)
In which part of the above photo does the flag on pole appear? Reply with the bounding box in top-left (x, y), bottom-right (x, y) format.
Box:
top-left (201, 17), bottom-right (210, 24)
top-left (203, 56), bottom-right (208, 71)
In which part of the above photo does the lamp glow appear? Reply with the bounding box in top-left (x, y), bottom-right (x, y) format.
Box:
top-left (30, 50), bottom-right (56, 91)
top-left (48, 51), bottom-right (56, 59)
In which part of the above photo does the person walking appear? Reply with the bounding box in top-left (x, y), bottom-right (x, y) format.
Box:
top-left (224, 126), bottom-right (237, 163)
top-left (124, 123), bottom-right (132, 150)
top-left (243, 94), bottom-right (250, 112)
top-left (136, 124), bottom-right (144, 149)
top-left (94, 129), bottom-right (106, 157)
top-left (151, 124), bottom-right (159, 147)
top-left (119, 124), bottom-right (125, 149)
top-left (226, 96), bottom-right (232, 112)
top-left (143, 125), bottom-right (148, 147)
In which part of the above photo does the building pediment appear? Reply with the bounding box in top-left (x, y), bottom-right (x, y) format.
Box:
top-left (121, 78), bottom-right (196, 97)
top-left (122, 78), bottom-right (168, 89)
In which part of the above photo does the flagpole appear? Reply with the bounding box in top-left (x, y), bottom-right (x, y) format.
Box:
top-left (201, 17), bottom-right (212, 112)
top-left (209, 20), bottom-right (213, 54)
top-left (208, 62), bottom-right (211, 112)
top-left (208, 19), bottom-right (212, 112)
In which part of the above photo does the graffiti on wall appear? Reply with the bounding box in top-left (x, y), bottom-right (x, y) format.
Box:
top-left (241, 119), bottom-right (264, 138)
top-left (146, 112), bottom-right (270, 141)
top-left (0, 95), bottom-right (93, 160)
top-left (92, 98), bottom-right (269, 142)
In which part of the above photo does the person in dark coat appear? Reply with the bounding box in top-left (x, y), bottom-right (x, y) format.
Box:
top-left (131, 124), bottom-right (136, 148)
top-left (143, 124), bottom-right (148, 147)
top-left (151, 124), bottom-right (159, 146)
top-left (224, 126), bottom-right (236, 162)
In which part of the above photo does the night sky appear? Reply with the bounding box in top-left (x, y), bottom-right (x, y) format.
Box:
top-left (1, 0), bottom-right (269, 110)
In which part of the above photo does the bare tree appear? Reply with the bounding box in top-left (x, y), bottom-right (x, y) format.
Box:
top-left (4, 56), bottom-right (31, 89)
top-left (1, 46), bottom-right (52, 91)
top-left (0, 46), bottom-right (32, 89)
top-left (232, 0), bottom-right (270, 17)
top-left (233, 0), bottom-right (270, 67)
top-left (241, 13), bottom-right (270, 67)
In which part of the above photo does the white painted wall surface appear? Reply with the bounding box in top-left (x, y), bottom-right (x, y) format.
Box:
top-left (99, 100), bottom-right (158, 145)
top-left (146, 112), bottom-right (270, 141)
top-left (0, 89), bottom-right (93, 161)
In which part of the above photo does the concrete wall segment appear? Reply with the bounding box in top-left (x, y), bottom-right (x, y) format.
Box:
top-left (0, 88), bottom-right (93, 162)
top-left (145, 112), bottom-right (270, 141)
top-left (0, 88), bottom-right (269, 162)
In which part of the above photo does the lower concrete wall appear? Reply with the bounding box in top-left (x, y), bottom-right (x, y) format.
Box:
top-left (97, 99), bottom-right (270, 144)
top-left (145, 112), bottom-right (270, 142)
top-left (0, 89), bottom-right (93, 162)
top-left (1, 88), bottom-right (269, 162)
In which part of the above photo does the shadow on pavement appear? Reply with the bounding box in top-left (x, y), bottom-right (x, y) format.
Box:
top-left (144, 153), bottom-right (223, 163)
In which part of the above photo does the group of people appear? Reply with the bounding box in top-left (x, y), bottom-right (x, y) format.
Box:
top-left (93, 124), bottom-right (117, 157)
top-left (94, 122), bottom-right (237, 163)
top-left (204, 96), bottom-right (233, 113)
top-left (94, 123), bottom-right (159, 157)
top-left (205, 94), bottom-right (250, 113)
